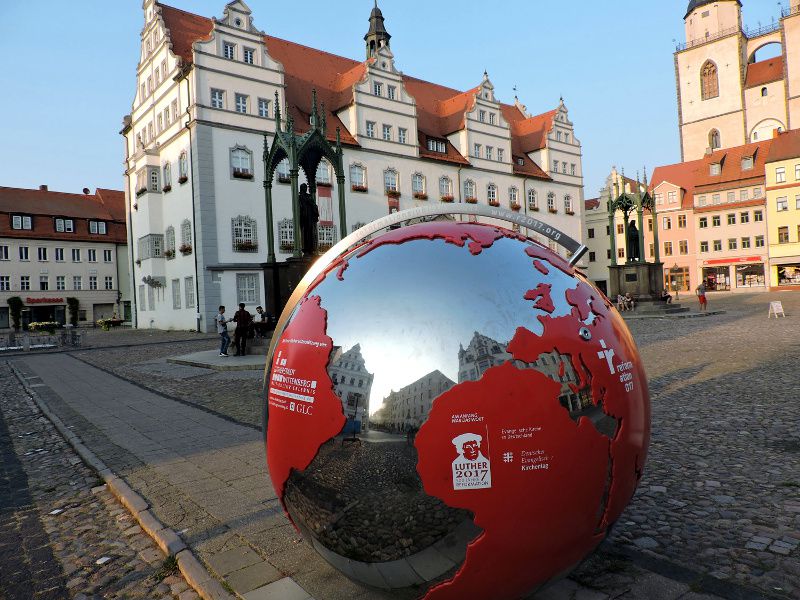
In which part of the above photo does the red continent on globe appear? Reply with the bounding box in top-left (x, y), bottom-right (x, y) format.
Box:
top-left (266, 221), bottom-right (650, 600)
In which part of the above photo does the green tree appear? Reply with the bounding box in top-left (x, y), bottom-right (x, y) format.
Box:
top-left (7, 296), bottom-right (23, 330)
top-left (66, 297), bottom-right (80, 327)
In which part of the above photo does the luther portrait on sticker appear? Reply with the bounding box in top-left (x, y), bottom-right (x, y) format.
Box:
top-left (452, 432), bottom-right (492, 490)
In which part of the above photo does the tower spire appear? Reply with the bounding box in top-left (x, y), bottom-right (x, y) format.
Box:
top-left (364, 1), bottom-right (391, 59)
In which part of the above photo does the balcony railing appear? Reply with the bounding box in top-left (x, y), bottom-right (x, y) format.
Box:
top-left (782, 4), bottom-right (800, 18)
top-left (744, 21), bottom-right (780, 38)
top-left (676, 27), bottom-right (738, 51)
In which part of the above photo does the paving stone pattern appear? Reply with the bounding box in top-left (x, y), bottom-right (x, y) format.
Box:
top-left (0, 363), bottom-right (197, 600)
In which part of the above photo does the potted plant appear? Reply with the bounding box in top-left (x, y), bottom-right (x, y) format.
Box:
top-left (351, 184), bottom-right (368, 193)
top-left (528, 202), bottom-right (539, 211)
top-left (162, 184), bottom-right (172, 193)
top-left (464, 196), bottom-right (477, 204)
top-left (164, 249), bottom-right (175, 259)
top-left (232, 168), bottom-right (254, 180)
top-left (548, 207), bottom-right (558, 214)
top-left (488, 199), bottom-right (500, 207)
top-left (510, 202), bottom-right (521, 211)
top-left (178, 175), bottom-right (188, 184)
top-left (566, 210), bottom-right (575, 215)
top-left (279, 242), bottom-right (294, 252)
top-left (7, 297), bottom-right (23, 331)
top-left (29, 321), bottom-right (59, 334)
top-left (235, 240), bottom-right (258, 252)
top-left (278, 174), bottom-right (291, 184)
top-left (66, 298), bottom-right (80, 327)
top-left (440, 195), bottom-right (454, 203)
top-left (413, 192), bottom-right (428, 200)
top-left (386, 189), bottom-right (401, 199)
top-left (179, 243), bottom-right (193, 256)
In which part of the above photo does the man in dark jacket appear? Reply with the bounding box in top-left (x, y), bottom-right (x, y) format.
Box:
top-left (232, 303), bottom-right (252, 356)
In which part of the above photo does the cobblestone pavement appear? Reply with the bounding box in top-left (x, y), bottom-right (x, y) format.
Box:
top-left (0, 363), bottom-right (197, 600)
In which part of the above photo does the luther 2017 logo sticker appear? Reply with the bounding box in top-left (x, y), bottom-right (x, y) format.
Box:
top-left (452, 432), bottom-right (492, 490)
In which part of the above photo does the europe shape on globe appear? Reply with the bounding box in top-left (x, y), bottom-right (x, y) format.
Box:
top-left (265, 221), bottom-right (651, 599)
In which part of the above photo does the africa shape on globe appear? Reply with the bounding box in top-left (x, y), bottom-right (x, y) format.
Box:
top-left (265, 221), bottom-right (651, 600)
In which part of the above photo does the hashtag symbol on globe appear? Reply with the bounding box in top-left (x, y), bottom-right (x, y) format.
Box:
top-left (503, 452), bottom-right (513, 463)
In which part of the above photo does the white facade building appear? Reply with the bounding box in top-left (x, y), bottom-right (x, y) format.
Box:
top-left (124, 1), bottom-right (586, 331)
top-left (378, 370), bottom-right (456, 432)
top-left (328, 344), bottom-right (374, 431)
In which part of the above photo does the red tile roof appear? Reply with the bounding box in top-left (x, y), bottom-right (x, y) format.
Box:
top-left (584, 197), bottom-right (600, 210)
top-left (157, 2), bottom-right (556, 170)
top-left (692, 139), bottom-right (773, 191)
top-left (650, 159), bottom-right (705, 210)
top-left (765, 128), bottom-right (800, 163)
top-left (0, 187), bottom-right (127, 243)
top-left (744, 59), bottom-right (784, 89)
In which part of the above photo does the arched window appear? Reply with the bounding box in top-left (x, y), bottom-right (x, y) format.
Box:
top-left (411, 173), bottom-right (426, 197)
top-left (178, 151), bottom-right (188, 181)
top-left (384, 168), bottom-right (399, 193)
top-left (439, 176), bottom-right (453, 199)
top-left (165, 226), bottom-right (176, 258)
top-left (277, 158), bottom-right (290, 182)
top-left (709, 129), bottom-right (721, 150)
top-left (180, 219), bottom-right (192, 248)
top-left (316, 159), bottom-right (331, 185)
top-left (487, 184), bottom-right (497, 203)
top-left (163, 162), bottom-right (172, 189)
top-left (509, 187), bottom-right (519, 207)
top-left (464, 179), bottom-right (476, 201)
top-left (232, 216), bottom-right (258, 252)
top-left (761, 87), bottom-right (768, 97)
top-left (527, 188), bottom-right (538, 210)
top-left (701, 61), bottom-right (719, 100)
top-left (230, 146), bottom-right (253, 178)
top-left (547, 192), bottom-right (556, 212)
top-left (564, 195), bottom-right (573, 214)
top-left (350, 163), bottom-right (366, 190)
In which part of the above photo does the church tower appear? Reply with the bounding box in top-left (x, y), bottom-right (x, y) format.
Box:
top-left (364, 1), bottom-right (391, 59)
top-left (675, 0), bottom-right (746, 161)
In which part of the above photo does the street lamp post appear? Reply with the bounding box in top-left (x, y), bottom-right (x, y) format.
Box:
top-left (671, 263), bottom-right (680, 301)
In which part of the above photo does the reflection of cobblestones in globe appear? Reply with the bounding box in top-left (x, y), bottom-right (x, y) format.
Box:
top-left (266, 222), bottom-right (651, 599)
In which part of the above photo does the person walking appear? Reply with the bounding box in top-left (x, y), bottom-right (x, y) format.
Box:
top-left (695, 281), bottom-right (708, 312)
top-left (216, 306), bottom-right (230, 357)
top-left (232, 303), bottom-right (252, 356)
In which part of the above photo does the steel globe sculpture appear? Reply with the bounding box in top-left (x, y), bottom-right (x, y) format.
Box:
top-left (265, 207), bottom-right (650, 600)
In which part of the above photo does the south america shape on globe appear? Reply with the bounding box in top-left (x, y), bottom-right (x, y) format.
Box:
top-left (266, 221), bottom-right (651, 599)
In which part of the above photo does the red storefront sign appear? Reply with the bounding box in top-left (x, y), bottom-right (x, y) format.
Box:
top-left (25, 297), bottom-right (65, 304)
top-left (703, 256), bottom-right (762, 266)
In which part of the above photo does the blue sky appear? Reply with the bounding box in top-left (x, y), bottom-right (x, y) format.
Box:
top-left (0, 1), bottom-right (785, 198)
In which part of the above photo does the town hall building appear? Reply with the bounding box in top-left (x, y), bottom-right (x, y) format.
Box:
top-left (124, 0), bottom-right (586, 331)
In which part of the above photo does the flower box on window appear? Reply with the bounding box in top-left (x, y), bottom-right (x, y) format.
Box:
top-left (234, 240), bottom-right (259, 252)
top-left (488, 199), bottom-right (500, 207)
top-left (510, 202), bottom-right (521, 211)
top-left (528, 202), bottom-right (538, 211)
top-left (233, 169), bottom-right (254, 180)
top-left (136, 187), bottom-right (147, 198)
top-left (386, 189), bottom-right (401, 199)
top-left (413, 192), bottom-right (428, 200)
top-left (317, 181), bottom-right (333, 188)
top-left (440, 195), bottom-right (455, 203)
top-left (351, 184), bottom-right (368, 193)
top-left (279, 242), bottom-right (294, 252)
top-left (278, 174), bottom-right (291, 184)
top-left (162, 184), bottom-right (172, 193)
top-left (163, 249), bottom-right (175, 259)
top-left (548, 208), bottom-right (558, 214)
top-left (464, 197), bottom-right (477, 204)
top-left (179, 243), bottom-right (193, 256)
top-left (178, 175), bottom-right (188, 185)
top-left (565, 210), bottom-right (575, 216)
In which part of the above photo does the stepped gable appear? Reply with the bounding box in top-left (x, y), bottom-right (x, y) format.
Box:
top-left (156, 2), bottom-right (557, 171)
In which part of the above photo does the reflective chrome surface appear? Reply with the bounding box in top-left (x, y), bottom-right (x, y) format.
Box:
top-left (274, 227), bottom-right (615, 591)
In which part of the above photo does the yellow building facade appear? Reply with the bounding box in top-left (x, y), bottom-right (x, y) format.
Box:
top-left (765, 132), bottom-right (800, 288)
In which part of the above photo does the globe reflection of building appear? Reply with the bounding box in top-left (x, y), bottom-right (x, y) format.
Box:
top-left (328, 344), bottom-right (374, 431)
top-left (379, 370), bottom-right (456, 432)
top-left (459, 331), bottom-right (591, 415)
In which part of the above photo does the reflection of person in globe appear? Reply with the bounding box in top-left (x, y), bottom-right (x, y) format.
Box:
top-left (299, 183), bottom-right (319, 256)
top-left (452, 433), bottom-right (492, 490)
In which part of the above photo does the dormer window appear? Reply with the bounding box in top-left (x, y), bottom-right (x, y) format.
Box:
top-left (742, 156), bottom-right (754, 171)
top-left (223, 42), bottom-right (235, 60)
top-left (426, 138), bottom-right (446, 153)
top-left (89, 221), bottom-right (107, 235)
top-left (710, 163), bottom-right (721, 176)
top-left (516, 158), bottom-right (524, 166)
top-left (54, 218), bottom-right (73, 233)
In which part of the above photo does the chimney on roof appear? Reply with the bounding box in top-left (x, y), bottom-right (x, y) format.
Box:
top-left (774, 128), bottom-right (782, 138)
top-left (83, 187), bottom-right (90, 195)
top-left (39, 185), bottom-right (48, 191)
